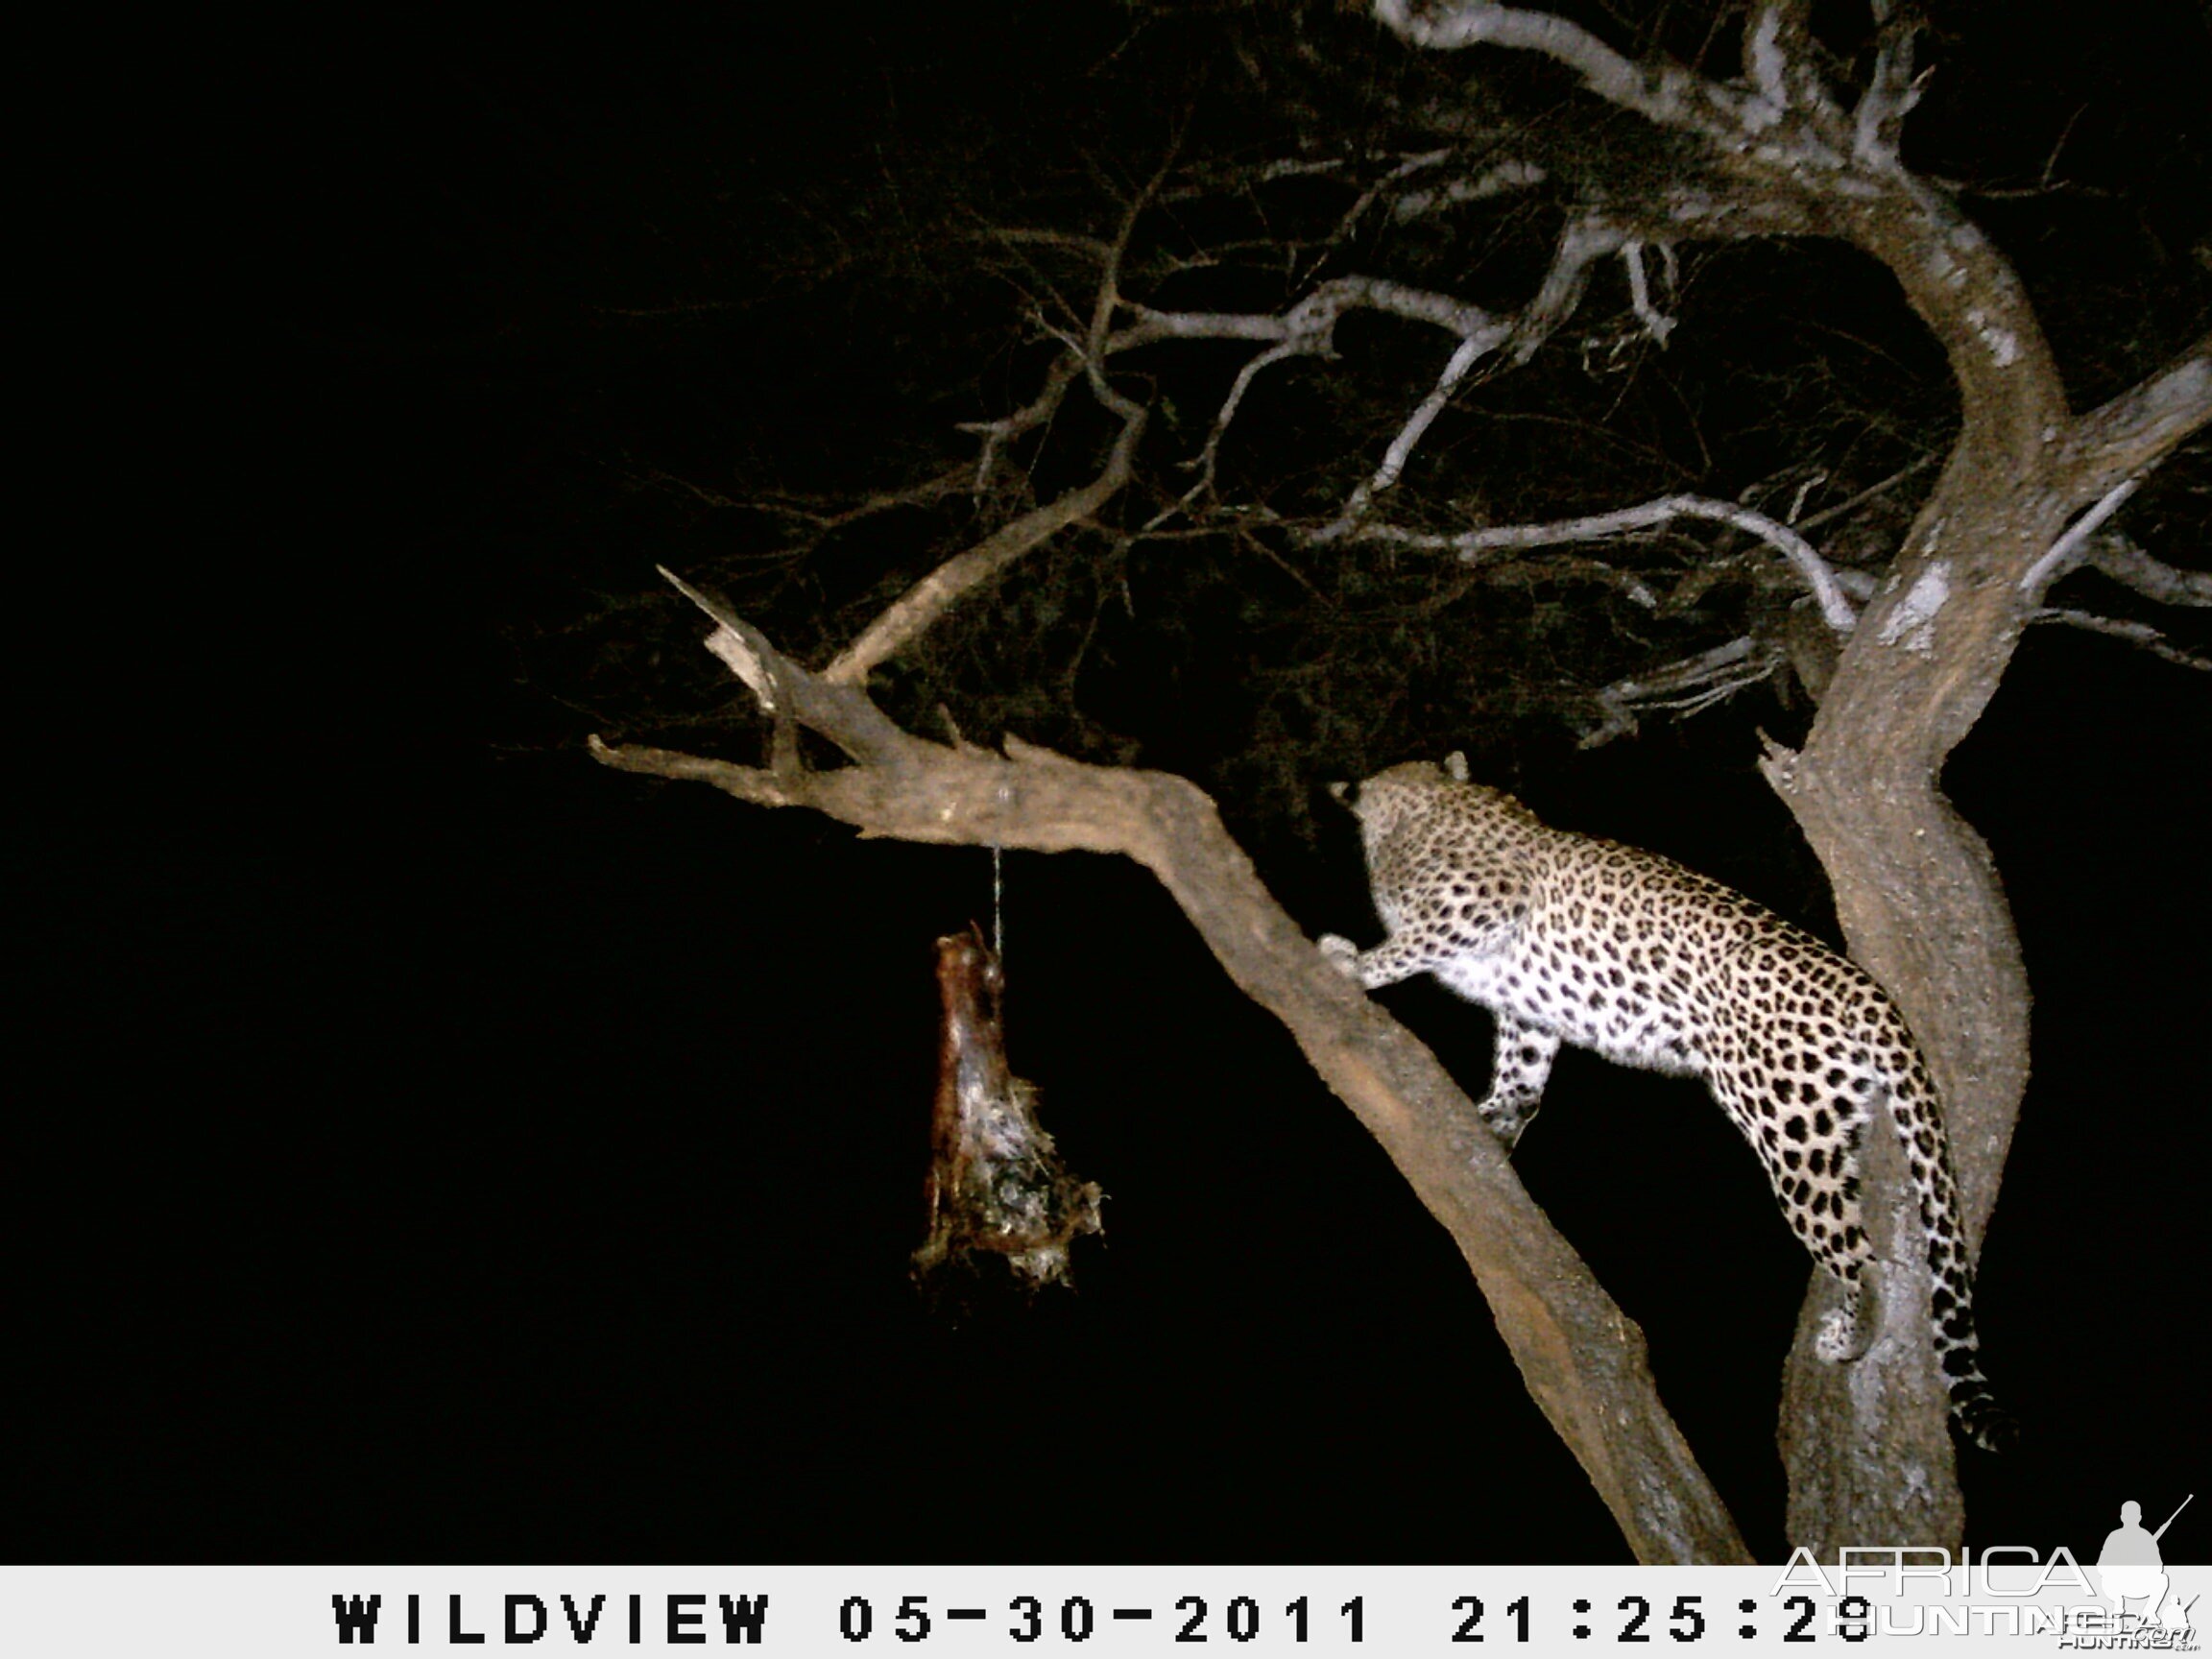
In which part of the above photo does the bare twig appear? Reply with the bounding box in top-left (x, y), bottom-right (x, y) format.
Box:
top-left (2082, 535), bottom-right (2212, 608)
top-left (1312, 332), bottom-right (1507, 541)
top-left (1309, 215), bottom-right (1624, 541)
top-left (1154, 337), bottom-right (1309, 519)
top-left (1851, 5), bottom-right (1924, 165)
top-left (1350, 493), bottom-right (1859, 631)
top-left (1481, 554), bottom-right (1663, 610)
top-left (2017, 479), bottom-right (2140, 597)
top-left (1580, 636), bottom-right (1787, 747)
top-left (649, 468), bottom-right (978, 583)
top-left (974, 228), bottom-right (1118, 262)
top-left (2030, 607), bottom-right (2212, 671)
top-left (824, 394), bottom-right (1148, 687)
top-left (957, 354), bottom-right (1085, 486)
top-left (1119, 274), bottom-right (1502, 350)
top-left (823, 179), bottom-right (1168, 686)
top-left (1327, 146), bottom-right (1454, 242)
top-left (1793, 451), bottom-right (1940, 533)
top-left (1386, 157), bottom-right (1549, 224)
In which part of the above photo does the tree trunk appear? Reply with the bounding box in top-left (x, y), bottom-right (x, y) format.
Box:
top-left (1760, 457), bottom-right (2065, 1555)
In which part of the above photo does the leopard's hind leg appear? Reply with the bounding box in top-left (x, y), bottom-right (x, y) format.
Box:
top-left (1699, 1008), bottom-right (1876, 1363)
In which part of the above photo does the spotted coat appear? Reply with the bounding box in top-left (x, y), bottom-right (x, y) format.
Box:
top-left (1318, 755), bottom-right (2010, 1453)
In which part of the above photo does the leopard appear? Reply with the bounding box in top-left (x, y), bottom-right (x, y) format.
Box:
top-left (1317, 753), bottom-right (2012, 1453)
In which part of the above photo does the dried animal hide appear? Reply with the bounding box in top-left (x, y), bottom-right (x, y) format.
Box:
top-left (913, 928), bottom-right (1102, 1293)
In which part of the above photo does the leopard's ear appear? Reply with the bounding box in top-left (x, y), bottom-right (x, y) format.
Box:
top-left (1444, 751), bottom-right (1470, 782)
top-left (1327, 780), bottom-right (1352, 805)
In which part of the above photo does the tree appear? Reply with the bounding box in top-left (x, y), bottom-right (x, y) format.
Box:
top-left (573, 2), bottom-right (2209, 1559)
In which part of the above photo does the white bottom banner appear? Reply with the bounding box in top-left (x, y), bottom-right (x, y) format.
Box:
top-left (3, 1560), bottom-right (2204, 1654)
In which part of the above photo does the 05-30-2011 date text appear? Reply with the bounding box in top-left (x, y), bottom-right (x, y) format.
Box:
top-left (831, 1590), bottom-right (1875, 1644)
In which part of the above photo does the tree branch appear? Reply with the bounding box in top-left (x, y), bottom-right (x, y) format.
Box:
top-left (955, 352), bottom-right (1085, 486)
top-left (1385, 157), bottom-right (1549, 225)
top-left (1120, 274), bottom-right (1503, 350)
top-left (2017, 479), bottom-right (2142, 599)
top-left (2060, 332), bottom-right (2212, 497)
top-left (1850, 5), bottom-right (1924, 166)
top-left (813, 178), bottom-right (1585, 686)
top-left (657, 566), bottom-right (917, 767)
top-left (823, 385), bottom-right (1148, 691)
top-left (1349, 493), bottom-right (1860, 630)
top-left (1309, 214), bottom-right (1626, 541)
top-left (592, 597), bottom-right (1753, 1564)
top-left (1118, 276), bottom-right (1508, 517)
top-left (2029, 607), bottom-right (2212, 671)
top-left (2082, 534), bottom-right (2212, 608)
top-left (1374, 0), bottom-right (1704, 132)
top-left (1579, 635), bottom-right (1787, 747)
top-left (1621, 241), bottom-right (1677, 347)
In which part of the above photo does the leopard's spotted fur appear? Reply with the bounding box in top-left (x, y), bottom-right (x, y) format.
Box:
top-left (1319, 755), bottom-right (2011, 1452)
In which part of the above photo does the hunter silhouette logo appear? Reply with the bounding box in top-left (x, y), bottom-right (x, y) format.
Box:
top-left (2097, 1494), bottom-right (2194, 1630)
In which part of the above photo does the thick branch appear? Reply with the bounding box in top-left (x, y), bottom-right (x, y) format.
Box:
top-left (594, 606), bottom-right (1753, 1564)
top-left (1374, 0), bottom-right (1708, 132)
top-left (2060, 332), bottom-right (2212, 497)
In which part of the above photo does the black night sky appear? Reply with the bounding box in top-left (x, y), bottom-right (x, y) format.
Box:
top-left (25, 3), bottom-right (2208, 1567)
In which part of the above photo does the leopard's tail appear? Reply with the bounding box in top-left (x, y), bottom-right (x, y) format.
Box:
top-left (1886, 1064), bottom-right (2017, 1454)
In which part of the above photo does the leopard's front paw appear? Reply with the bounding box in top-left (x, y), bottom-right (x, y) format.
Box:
top-left (1476, 1102), bottom-right (1529, 1154)
top-left (1317, 933), bottom-right (1362, 980)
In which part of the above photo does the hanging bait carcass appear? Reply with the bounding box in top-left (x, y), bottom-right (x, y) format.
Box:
top-left (913, 927), bottom-right (1102, 1294)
